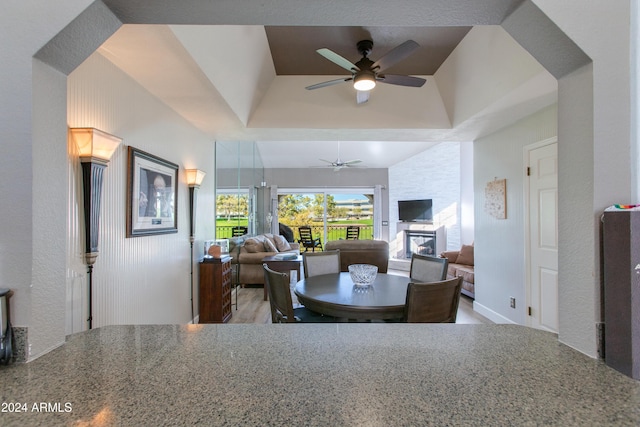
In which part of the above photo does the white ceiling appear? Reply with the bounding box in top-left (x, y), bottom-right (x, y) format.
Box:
top-left (95, 24), bottom-right (557, 169)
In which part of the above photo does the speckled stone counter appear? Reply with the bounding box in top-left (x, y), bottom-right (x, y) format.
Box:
top-left (1, 324), bottom-right (639, 426)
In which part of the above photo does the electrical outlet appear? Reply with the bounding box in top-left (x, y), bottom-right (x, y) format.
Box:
top-left (510, 297), bottom-right (516, 309)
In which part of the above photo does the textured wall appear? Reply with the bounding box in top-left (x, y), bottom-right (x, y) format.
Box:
top-left (67, 53), bottom-right (215, 332)
top-left (473, 105), bottom-right (557, 325)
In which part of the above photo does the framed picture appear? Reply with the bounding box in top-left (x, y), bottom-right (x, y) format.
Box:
top-left (485, 178), bottom-right (507, 219)
top-left (126, 146), bottom-right (179, 237)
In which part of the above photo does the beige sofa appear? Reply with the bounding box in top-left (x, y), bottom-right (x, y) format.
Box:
top-left (324, 240), bottom-right (389, 273)
top-left (228, 234), bottom-right (300, 285)
top-left (440, 244), bottom-right (475, 299)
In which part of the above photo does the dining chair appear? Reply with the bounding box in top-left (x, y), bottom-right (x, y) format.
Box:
top-left (345, 225), bottom-right (360, 240)
top-left (409, 253), bottom-right (448, 283)
top-left (263, 264), bottom-right (334, 323)
top-left (403, 276), bottom-right (463, 323)
top-left (298, 226), bottom-right (323, 252)
top-left (303, 250), bottom-right (341, 278)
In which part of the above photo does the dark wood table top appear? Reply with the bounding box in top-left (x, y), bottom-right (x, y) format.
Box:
top-left (262, 254), bottom-right (302, 263)
top-left (294, 272), bottom-right (409, 320)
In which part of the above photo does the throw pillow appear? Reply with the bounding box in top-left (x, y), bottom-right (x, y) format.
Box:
top-left (455, 244), bottom-right (474, 266)
top-left (273, 234), bottom-right (292, 252)
top-left (263, 238), bottom-right (278, 252)
top-left (243, 238), bottom-right (263, 253)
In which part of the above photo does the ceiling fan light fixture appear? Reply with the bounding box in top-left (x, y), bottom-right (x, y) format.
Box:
top-left (353, 72), bottom-right (376, 91)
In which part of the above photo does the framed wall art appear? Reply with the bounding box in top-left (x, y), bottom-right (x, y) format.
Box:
top-left (126, 146), bottom-right (179, 237)
top-left (485, 178), bottom-right (507, 219)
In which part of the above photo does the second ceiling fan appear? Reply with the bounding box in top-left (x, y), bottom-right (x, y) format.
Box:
top-left (305, 39), bottom-right (427, 104)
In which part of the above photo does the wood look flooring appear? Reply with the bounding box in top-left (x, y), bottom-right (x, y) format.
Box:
top-left (227, 269), bottom-right (492, 325)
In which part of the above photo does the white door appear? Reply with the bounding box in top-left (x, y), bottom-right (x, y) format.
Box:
top-left (527, 141), bottom-right (558, 333)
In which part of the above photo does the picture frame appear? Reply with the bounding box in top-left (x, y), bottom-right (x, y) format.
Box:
top-left (126, 146), bottom-right (179, 237)
top-left (485, 178), bottom-right (507, 219)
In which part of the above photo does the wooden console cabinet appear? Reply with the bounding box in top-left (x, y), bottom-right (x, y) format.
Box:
top-left (199, 256), bottom-right (232, 323)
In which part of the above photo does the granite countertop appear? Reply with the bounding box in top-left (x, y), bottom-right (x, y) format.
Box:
top-left (1, 324), bottom-right (639, 426)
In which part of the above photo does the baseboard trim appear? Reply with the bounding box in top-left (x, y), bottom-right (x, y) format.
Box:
top-left (473, 301), bottom-right (518, 325)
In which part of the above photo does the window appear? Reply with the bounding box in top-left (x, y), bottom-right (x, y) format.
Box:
top-left (278, 189), bottom-right (374, 245)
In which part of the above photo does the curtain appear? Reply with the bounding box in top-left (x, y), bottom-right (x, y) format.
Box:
top-left (270, 185), bottom-right (279, 234)
top-left (374, 184), bottom-right (383, 239)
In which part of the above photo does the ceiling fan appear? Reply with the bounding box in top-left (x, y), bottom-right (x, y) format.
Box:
top-left (305, 39), bottom-right (427, 104)
top-left (314, 142), bottom-right (363, 171)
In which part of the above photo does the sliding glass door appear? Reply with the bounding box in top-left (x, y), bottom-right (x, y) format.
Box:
top-left (277, 188), bottom-right (375, 247)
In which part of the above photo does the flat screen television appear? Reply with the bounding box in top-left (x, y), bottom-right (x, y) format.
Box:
top-left (398, 199), bottom-right (433, 222)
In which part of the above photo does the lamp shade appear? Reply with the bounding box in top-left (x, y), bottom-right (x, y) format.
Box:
top-left (70, 128), bottom-right (122, 163)
top-left (186, 169), bottom-right (206, 187)
top-left (353, 72), bottom-right (376, 91)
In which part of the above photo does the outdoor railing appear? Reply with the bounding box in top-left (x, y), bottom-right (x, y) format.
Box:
top-left (215, 224), bottom-right (373, 245)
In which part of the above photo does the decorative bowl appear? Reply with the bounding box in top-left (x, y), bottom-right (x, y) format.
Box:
top-left (348, 264), bottom-right (378, 287)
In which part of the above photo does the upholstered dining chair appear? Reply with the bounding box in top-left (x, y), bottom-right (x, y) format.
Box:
top-left (403, 276), bottom-right (463, 323)
top-left (409, 253), bottom-right (448, 283)
top-left (303, 250), bottom-right (341, 278)
top-left (263, 264), bottom-right (334, 323)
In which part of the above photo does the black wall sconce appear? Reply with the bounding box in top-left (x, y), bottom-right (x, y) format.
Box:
top-left (185, 169), bottom-right (206, 322)
top-left (69, 128), bottom-right (122, 330)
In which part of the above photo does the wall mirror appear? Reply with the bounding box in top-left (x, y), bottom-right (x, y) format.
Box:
top-left (215, 141), bottom-right (266, 239)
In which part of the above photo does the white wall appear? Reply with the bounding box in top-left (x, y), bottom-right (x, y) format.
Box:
top-left (633, 0), bottom-right (640, 202)
top-left (459, 141), bottom-right (475, 244)
top-left (531, 0), bottom-right (632, 358)
top-left (473, 105), bottom-right (557, 325)
top-left (67, 53), bottom-right (216, 331)
top-left (388, 142), bottom-right (466, 253)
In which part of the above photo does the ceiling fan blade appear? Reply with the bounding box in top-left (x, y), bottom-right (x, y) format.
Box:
top-left (371, 40), bottom-right (420, 72)
top-left (343, 159), bottom-right (362, 165)
top-left (316, 48), bottom-right (360, 72)
top-left (356, 90), bottom-right (370, 104)
top-left (318, 158), bottom-right (335, 164)
top-left (378, 74), bottom-right (426, 88)
top-left (306, 77), bottom-right (352, 90)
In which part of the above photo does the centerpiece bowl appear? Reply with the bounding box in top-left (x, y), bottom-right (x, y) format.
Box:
top-left (348, 264), bottom-right (378, 287)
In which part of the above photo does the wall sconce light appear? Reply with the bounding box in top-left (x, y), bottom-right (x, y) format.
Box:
top-left (185, 169), bottom-right (206, 243)
top-left (185, 169), bottom-right (206, 323)
top-left (69, 128), bottom-right (122, 330)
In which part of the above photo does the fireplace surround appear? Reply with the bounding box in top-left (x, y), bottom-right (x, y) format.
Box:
top-left (396, 222), bottom-right (445, 260)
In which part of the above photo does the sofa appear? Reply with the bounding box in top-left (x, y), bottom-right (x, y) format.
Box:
top-left (440, 244), bottom-right (475, 299)
top-left (324, 240), bottom-right (389, 273)
top-left (228, 233), bottom-right (300, 286)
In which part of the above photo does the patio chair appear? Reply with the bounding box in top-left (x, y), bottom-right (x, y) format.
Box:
top-left (409, 253), bottom-right (448, 283)
top-left (403, 277), bottom-right (463, 323)
top-left (298, 226), bottom-right (322, 252)
top-left (303, 250), bottom-right (341, 278)
top-left (263, 264), bottom-right (334, 323)
top-left (232, 226), bottom-right (248, 237)
top-left (346, 226), bottom-right (360, 240)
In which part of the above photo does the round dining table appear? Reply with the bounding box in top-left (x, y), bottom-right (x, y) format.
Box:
top-left (294, 272), bottom-right (410, 321)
